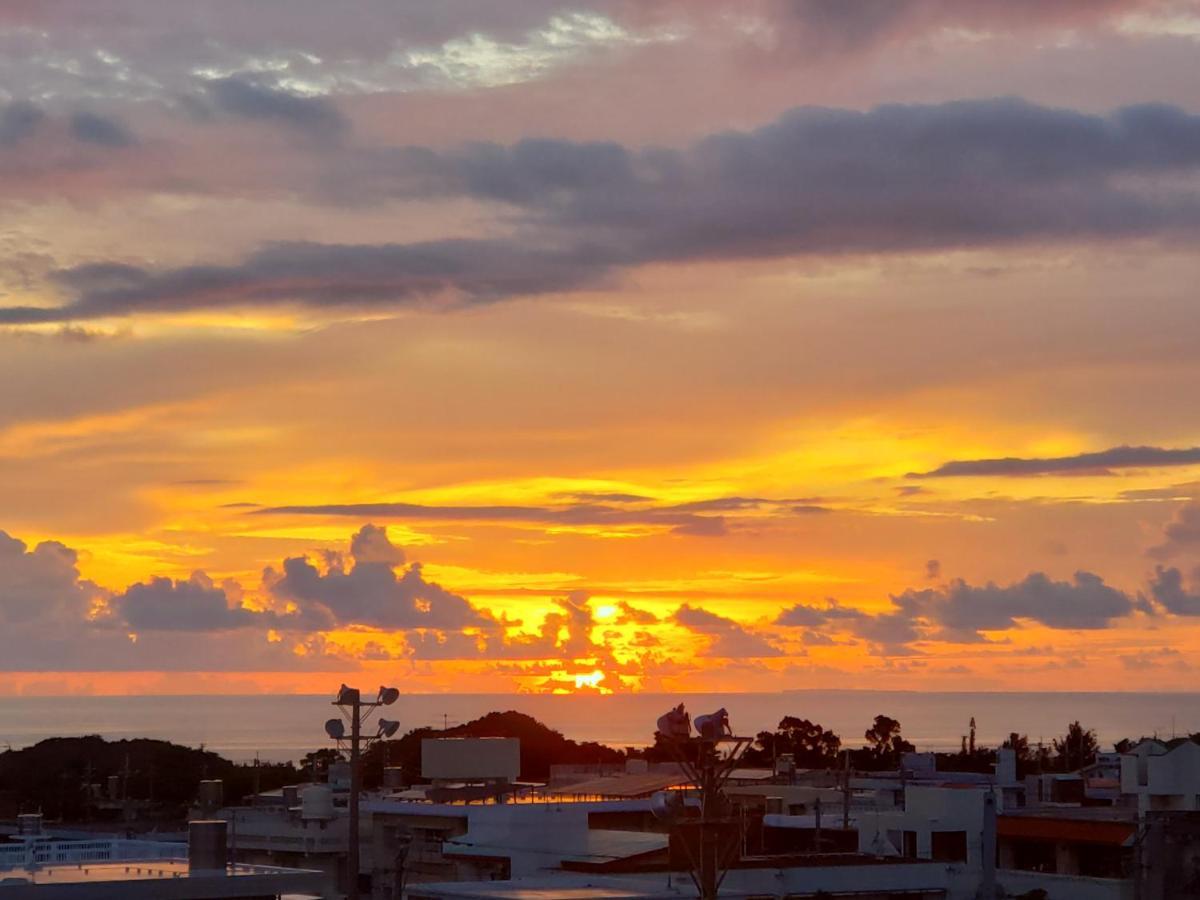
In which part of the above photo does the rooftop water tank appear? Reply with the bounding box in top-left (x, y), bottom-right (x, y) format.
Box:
top-left (328, 762), bottom-right (352, 790)
top-left (188, 820), bottom-right (227, 873)
top-left (301, 785), bottom-right (336, 821)
top-left (197, 779), bottom-right (223, 810)
top-left (282, 785), bottom-right (301, 808)
top-left (16, 813), bottom-right (42, 836)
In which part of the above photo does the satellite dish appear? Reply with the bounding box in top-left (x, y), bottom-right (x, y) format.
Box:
top-left (325, 718), bottom-right (346, 740)
top-left (656, 704), bottom-right (690, 740)
top-left (694, 708), bottom-right (731, 741)
top-left (377, 719), bottom-right (401, 739)
top-left (378, 686), bottom-right (400, 706)
top-left (335, 684), bottom-right (360, 705)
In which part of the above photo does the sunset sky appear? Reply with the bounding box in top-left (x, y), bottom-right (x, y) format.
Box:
top-left (3, 0), bottom-right (1200, 695)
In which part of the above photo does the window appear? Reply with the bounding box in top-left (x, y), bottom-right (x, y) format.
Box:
top-left (1010, 839), bottom-right (1057, 873)
top-left (931, 830), bottom-right (968, 863)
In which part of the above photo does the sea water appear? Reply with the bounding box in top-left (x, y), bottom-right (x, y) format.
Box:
top-left (0, 691), bottom-right (1195, 764)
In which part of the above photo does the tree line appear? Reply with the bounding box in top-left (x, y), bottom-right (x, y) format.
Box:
top-left (733, 714), bottom-right (1200, 775)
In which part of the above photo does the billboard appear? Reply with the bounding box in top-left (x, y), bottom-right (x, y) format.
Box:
top-left (421, 737), bottom-right (521, 781)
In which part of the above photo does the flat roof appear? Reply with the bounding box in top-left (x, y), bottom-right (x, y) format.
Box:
top-left (561, 830), bottom-right (668, 865)
top-left (0, 860), bottom-right (324, 899)
top-left (406, 875), bottom-right (703, 899)
top-left (410, 890), bottom-right (675, 899)
top-left (726, 768), bottom-right (776, 782)
top-left (541, 773), bottom-right (685, 799)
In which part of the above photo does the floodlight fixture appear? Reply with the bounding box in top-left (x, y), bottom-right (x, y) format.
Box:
top-left (378, 686), bottom-right (400, 706)
top-left (323, 683), bottom-right (404, 900)
top-left (650, 789), bottom-right (684, 822)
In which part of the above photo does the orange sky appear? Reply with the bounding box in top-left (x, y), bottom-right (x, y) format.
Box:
top-left (2, 0), bottom-right (1200, 694)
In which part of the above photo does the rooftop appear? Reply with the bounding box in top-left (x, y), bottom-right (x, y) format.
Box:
top-left (540, 773), bottom-right (686, 800)
top-left (405, 874), bottom-right (708, 899)
top-left (0, 860), bottom-right (324, 899)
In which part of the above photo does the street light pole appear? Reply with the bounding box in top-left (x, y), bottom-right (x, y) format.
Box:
top-left (327, 684), bottom-right (401, 900)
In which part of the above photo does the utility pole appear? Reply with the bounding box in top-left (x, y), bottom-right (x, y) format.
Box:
top-left (326, 684), bottom-right (401, 900)
top-left (657, 706), bottom-right (751, 900)
top-left (349, 693), bottom-right (361, 900)
top-left (842, 750), bottom-right (851, 830)
top-left (699, 742), bottom-right (719, 899)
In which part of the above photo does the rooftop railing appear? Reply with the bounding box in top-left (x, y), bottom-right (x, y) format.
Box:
top-left (0, 838), bottom-right (186, 870)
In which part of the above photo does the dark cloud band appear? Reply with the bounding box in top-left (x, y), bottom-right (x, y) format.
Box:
top-left (6, 99), bottom-right (1200, 324)
top-left (910, 445), bottom-right (1200, 478)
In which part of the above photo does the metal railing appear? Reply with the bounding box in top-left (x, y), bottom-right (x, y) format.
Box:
top-left (0, 839), bottom-right (186, 870)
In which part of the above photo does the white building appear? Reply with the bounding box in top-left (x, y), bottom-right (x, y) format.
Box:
top-left (1120, 739), bottom-right (1200, 814)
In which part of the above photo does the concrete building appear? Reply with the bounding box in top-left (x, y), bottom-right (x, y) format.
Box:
top-left (218, 785), bottom-right (353, 899)
top-left (149, 729), bottom-right (1200, 900)
top-left (405, 858), bottom-right (953, 899)
top-left (0, 820), bottom-right (323, 899)
top-left (997, 808), bottom-right (1136, 899)
top-left (366, 793), bottom-right (669, 896)
top-left (1120, 738), bottom-right (1200, 814)
top-left (0, 860), bottom-right (323, 899)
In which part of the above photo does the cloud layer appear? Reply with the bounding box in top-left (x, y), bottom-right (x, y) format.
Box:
top-left (777, 570), bottom-right (1140, 653)
top-left (912, 445), bottom-right (1200, 478)
top-left (6, 99), bottom-right (1200, 323)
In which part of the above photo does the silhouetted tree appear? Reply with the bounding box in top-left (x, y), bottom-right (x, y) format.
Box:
top-left (746, 717), bottom-right (840, 768)
top-left (998, 732), bottom-right (1056, 778)
top-left (1004, 733), bottom-right (1031, 760)
top-left (0, 736), bottom-right (297, 824)
top-left (858, 715), bottom-right (915, 770)
top-left (300, 748), bottom-right (344, 780)
top-left (1053, 721), bottom-right (1098, 772)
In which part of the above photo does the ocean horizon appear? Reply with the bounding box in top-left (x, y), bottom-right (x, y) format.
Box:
top-left (2, 691), bottom-right (1196, 765)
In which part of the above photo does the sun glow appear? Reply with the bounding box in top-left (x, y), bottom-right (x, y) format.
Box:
top-left (573, 670), bottom-right (607, 691)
